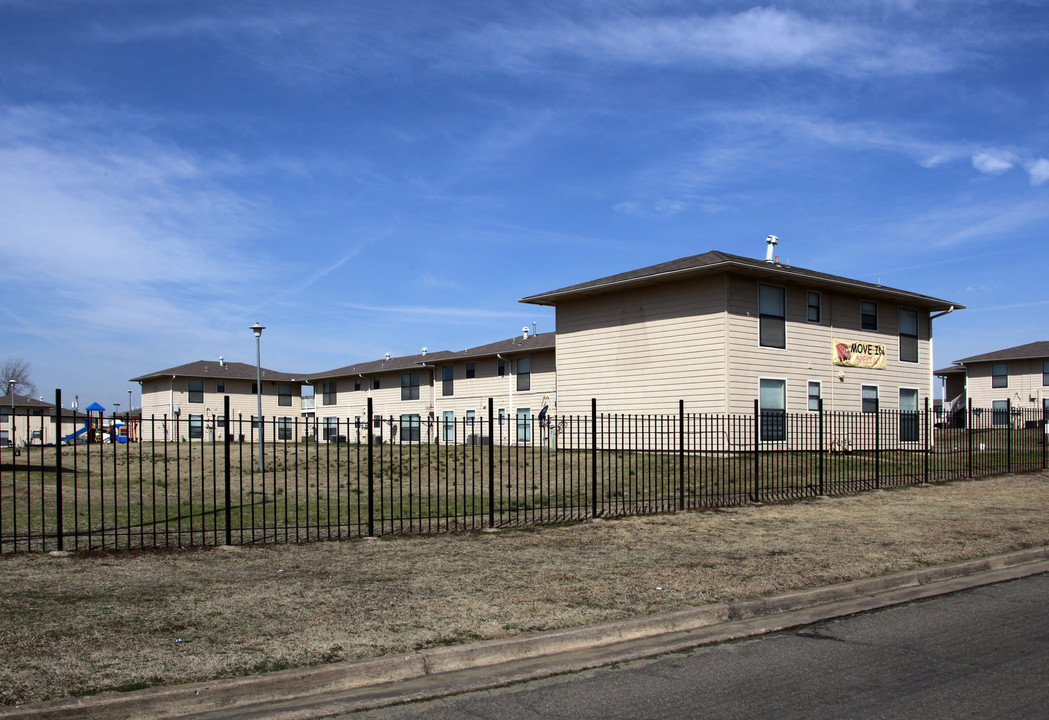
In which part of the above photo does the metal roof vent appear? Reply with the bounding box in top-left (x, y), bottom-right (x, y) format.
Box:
top-left (522, 326), bottom-right (529, 340)
top-left (765, 235), bottom-right (779, 263)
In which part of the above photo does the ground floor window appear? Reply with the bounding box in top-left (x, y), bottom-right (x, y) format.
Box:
top-left (322, 417), bottom-right (339, 441)
top-left (277, 417), bottom-right (293, 441)
top-left (516, 407), bottom-right (532, 443)
top-left (759, 379), bottom-right (786, 442)
top-left (400, 414), bottom-right (420, 442)
top-left (442, 411), bottom-right (455, 443)
top-left (861, 386), bottom-right (879, 414)
top-left (188, 414), bottom-right (203, 439)
top-left (992, 400), bottom-right (1009, 426)
top-left (899, 389), bottom-right (919, 442)
top-left (1, 430), bottom-right (8, 446)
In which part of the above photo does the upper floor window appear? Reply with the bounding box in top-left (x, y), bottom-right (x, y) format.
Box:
top-left (861, 302), bottom-right (878, 331)
top-left (759, 284), bottom-right (785, 349)
top-left (806, 291), bottom-right (821, 323)
top-left (498, 358), bottom-right (506, 376)
top-left (372, 377), bottom-right (380, 390)
top-left (188, 379), bottom-right (204, 403)
top-left (992, 363), bottom-right (1008, 388)
top-left (466, 362), bottom-right (475, 379)
top-left (251, 382), bottom-right (259, 395)
top-left (442, 365), bottom-right (454, 396)
top-left (1043, 361), bottom-right (1049, 387)
top-left (216, 380), bottom-right (225, 393)
top-left (354, 378), bottom-right (361, 392)
top-left (516, 356), bottom-right (531, 391)
top-left (401, 372), bottom-right (420, 401)
top-left (322, 381), bottom-right (337, 405)
top-left (899, 308), bottom-right (919, 363)
top-left (277, 383), bottom-right (293, 407)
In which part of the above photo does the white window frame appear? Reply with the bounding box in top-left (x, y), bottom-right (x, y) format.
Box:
top-left (861, 385), bottom-right (879, 414)
top-left (807, 381), bottom-right (822, 413)
top-left (899, 387), bottom-right (920, 443)
top-left (758, 284), bottom-right (787, 350)
top-left (861, 301), bottom-right (878, 331)
top-left (806, 291), bottom-right (821, 324)
top-left (758, 377), bottom-right (787, 442)
top-left (898, 308), bottom-right (919, 364)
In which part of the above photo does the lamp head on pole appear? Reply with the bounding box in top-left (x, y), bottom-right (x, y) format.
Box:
top-left (251, 322), bottom-right (266, 339)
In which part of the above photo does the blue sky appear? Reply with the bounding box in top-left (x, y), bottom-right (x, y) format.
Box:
top-left (2, 0), bottom-right (1047, 408)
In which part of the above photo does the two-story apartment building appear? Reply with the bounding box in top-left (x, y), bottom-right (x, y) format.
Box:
top-left (935, 341), bottom-right (1049, 426)
top-left (130, 359), bottom-right (309, 442)
top-left (301, 332), bottom-right (556, 444)
top-left (520, 249), bottom-right (962, 422)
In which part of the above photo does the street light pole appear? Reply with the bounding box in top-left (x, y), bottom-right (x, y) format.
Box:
top-left (7, 380), bottom-right (14, 449)
top-left (251, 322), bottom-right (266, 473)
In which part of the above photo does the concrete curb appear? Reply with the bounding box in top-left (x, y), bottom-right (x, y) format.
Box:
top-left (8, 546), bottom-right (1049, 720)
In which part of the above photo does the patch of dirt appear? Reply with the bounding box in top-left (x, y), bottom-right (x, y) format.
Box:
top-left (1, 472), bottom-right (1047, 705)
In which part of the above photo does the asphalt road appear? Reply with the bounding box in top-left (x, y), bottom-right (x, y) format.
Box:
top-left (344, 572), bottom-right (1049, 720)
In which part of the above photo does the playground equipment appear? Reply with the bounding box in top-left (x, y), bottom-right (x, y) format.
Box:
top-left (59, 402), bottom-right (129, 444)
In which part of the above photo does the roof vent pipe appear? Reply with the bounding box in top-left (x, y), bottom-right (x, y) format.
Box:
top-left (522, 326), bottom-right (529, 340)
top-left (421, 347), bottom-right (427, 356)
top-left (765, 235), bottom-right (779, 263)
top-left (532, 321), bottom-right (536, 337)
top-left (219, 356), bottom-right (225, 367)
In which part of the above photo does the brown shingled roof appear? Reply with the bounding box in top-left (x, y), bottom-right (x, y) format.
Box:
top-left (520, 249), bottom-right (963, 311)
top-left (956, 341), bottom-right (1049, 364)
top-left (129, 360), bottom-right (305, 383)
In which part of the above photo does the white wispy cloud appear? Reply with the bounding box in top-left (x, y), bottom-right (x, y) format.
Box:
top-left (462, 6), bottom-right (954, 77)
top-left (972, 149), bottom-right (1017, 175)
top-left (1026, 158), bottom-right (1049, 185)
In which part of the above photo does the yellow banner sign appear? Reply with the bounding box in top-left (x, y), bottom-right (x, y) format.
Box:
top-left (832, 338), bottom-right (887, 369)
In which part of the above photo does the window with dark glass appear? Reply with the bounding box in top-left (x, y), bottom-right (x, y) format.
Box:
top-left (400, 414), bottom-right (420, 442)
top-left (442, 365), bottom-right (454, 396)
top-left (401, 372), bottom-right (420, 401)
top-left (188, 379), bottom-right (204, 403)
top-left (759, 285), bottom-right (786, 349)
top-left (862, 386), bottom-right (878, 414)
top-left (992, 400), bottom-right (1009, 426)
top-left (498, 358), bottom-right (506, 376)
top-left (216, 380), bottom-right (225, 393)
top-left (861, 302), bottom-right (878, 331)
top-left (277, 383), bottom-right (292, 406)
top-left (899, 308), bottom-right (919, 363)
top-left (466, 362), bottom-right (475, 379)
top-left (322, 417), bottom-right (339, 441)
top-left (807, 292), bottom-right (821, 323)
top-left (1044, 361), bottom-right (1049, 387)
top-left (251, 382), bottom-right (259, 395)
top-left (516, 357), bottom-right (531, 391)
top-left (373, 377), bottom-right (380, 390)
top-left (759, 379), bottom-right (786, 441)
top-left (992, 363), bottom-right (1008, 389)
top-left (277, 417), bottom-right (292, 440)
top-left (322, 381), bottom-right (337, 405)
top-left (354, 378), bottom-right (362, 391)
top-left (189, 414), bottom-right (203, 438)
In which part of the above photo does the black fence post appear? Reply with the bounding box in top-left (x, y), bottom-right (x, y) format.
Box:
top-left (224, 395), bottom-right (232, 546)
top-left (818, 398), bottom-right (824, 496)
top-left (678, 399), bottom-right (685, 511)
top-left (367, 396), bottom-right (375, 537)
top-left (591, 398), bottom-right (598, 519)
top-left (1006, 398), bottom-right (1012, 475)
top-left (488, 397), bottom-right (495, 528)
top-left (752, 399), bottom-right (759, 503)
top-left (874, 400), bottom-right (881, 490)
top-left (55, 389), bottom-right (64, 552)
top-left (967, 399), bottom-right (973, 478)
top-left (923, 396), bottom-right (930, 483)
top-left (1042, 402), bottom-right (1047, 470)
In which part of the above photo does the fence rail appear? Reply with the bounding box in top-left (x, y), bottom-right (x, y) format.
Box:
top-left (1, 394), bottom-right (1046, 554)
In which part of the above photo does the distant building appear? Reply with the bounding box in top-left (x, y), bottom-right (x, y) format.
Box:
top-left (935, 341), bottom-right (1049, 425)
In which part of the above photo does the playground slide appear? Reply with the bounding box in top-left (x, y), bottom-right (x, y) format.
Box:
top-left (61, 426), bottom-right (90, 443)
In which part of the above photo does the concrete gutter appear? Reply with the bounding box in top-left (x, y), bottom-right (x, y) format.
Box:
top-left (8, 546), bottom-right (1049, 720)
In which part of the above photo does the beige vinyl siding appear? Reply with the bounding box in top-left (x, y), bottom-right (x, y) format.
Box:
top-left (139, 377), bottom-right (304, 442)
top-left (554, 276), bottom-right (727, 415)
top-left (724, 277), bottom-right (934, 414)
top-left (965, 358), bottom-right (1049, 411)
top-left (429, 350), bottom-right (556, 443)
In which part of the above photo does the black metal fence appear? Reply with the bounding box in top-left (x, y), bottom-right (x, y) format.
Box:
top-left (1, 394), bottom-right (1045, 554)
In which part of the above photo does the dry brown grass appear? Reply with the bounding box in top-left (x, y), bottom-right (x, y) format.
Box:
top-left (2, 472), bottom-right (1048, 705)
